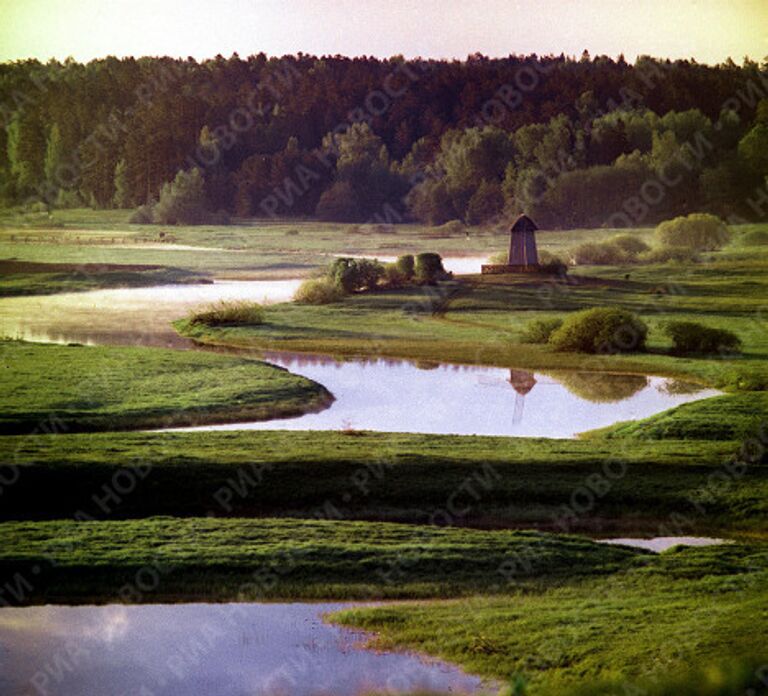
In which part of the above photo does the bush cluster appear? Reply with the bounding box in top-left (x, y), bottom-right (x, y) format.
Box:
top-left (549, 308), bottom-right (648, 354)
top-left (522, 311), bottom-right (744, 360)
top-left (329, 257), bottom-right (385, 292)
top-left (294, 252), bottom-right (449, 304)
top-left (663, 321), bottom-right (742, 356)
top-left (571, 234), bottom-right (650, 265)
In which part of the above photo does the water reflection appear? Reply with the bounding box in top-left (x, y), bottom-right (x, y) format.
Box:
top-left (0, 603), bottom-right (493, 696)
top-left (173, 352), bottom-right (720, 438)
top-left (547, 371), bottom-right (649, 403)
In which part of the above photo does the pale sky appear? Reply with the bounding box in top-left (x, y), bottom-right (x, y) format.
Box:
top-left (1, 0), bottom-right (766, 65)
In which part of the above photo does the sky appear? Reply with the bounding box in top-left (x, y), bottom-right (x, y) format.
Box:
top-left (0, 0), bottom-right (766, 65)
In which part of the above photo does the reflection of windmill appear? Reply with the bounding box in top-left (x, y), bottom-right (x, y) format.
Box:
top-left (508, 370), bottom-right (537, 423)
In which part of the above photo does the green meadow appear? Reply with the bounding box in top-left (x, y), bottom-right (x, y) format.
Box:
top-left (1, 214), bottom-right (767, 693)
top-left (0, 340), bottom-right (331, 433)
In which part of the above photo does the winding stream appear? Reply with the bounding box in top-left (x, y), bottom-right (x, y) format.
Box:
top-left (0, 278), bottom-right (720, 437)
top-left (0, 272), bottom-right (729, 693)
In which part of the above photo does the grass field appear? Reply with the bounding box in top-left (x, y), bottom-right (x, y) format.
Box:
top-left (2, 212), bottom-right (767, 694)
top-left (176, 240), bottom-right (768, 393)
top-left (0, 259), bottom-right (207, 296)
top-left (1, 430), bottom-right (764, 535)
top-left (0, 340), bottom-right (331, 433)
top-left (0, 517), bottom-right (644, 602)
top-left (333, 542), bottom-right (768, 694)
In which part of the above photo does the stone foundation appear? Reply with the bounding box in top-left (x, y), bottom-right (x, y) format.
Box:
top-left (481, 264), bottom-right (542, 274)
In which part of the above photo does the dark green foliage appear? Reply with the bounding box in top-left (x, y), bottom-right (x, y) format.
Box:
top-left (129, 202), bottom-right (154, 224)
top-left (664, 320), bottom-right (742, 356)
top-left (1, 57), bottom-right (766, 223)
top-left (151, 168), bottom-right (224, 225)
top-left (414, 253), bottom-right (448, 283)
top-left (396, 254), bottom-right (415, 279)
top-left (520, 318), bottom-right (563, 344)
top-left (329, 257), bottom-right (385, 292)
top-left (549, 307), bottom-right (648, 354)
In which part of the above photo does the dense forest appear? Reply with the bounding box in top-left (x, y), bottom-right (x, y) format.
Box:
top-left (1, 52), bottom-right (767, 227)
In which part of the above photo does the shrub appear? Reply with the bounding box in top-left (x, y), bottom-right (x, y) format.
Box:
top-left (395, 254), bottom-right (415, 280)
top-left (571, 241), bottom-right (628, 265)
top-left (638, 246), bottom-right (699, 264)
top-left (294, 277), bottom-right (345, 304)
top-left (488, 251), bottom-right (507, 264)
top-left (383, 263), bottom-right (407, 287)
top-left (610, 233), bottom-right (650, 255)
top-left (129, 204), bottom-right (154, 224)
top-left (153, 168), bottom-right (215, 225)
top-left (549, 307), bottom-right (648, 354)
top-left (571, 235), bottom-right (649, 265)
top-left (520, 318), bottom-right (563, 344)
top-left (538, 250), bottom-right (566, 266)
top-left (663, 321), bottom-right (742, 356)
top-left (414, 252), bottom-right (449, 283)
top-left (189, 301), bottom-right (264, 326)
top-left (738, 229), bottom-right (768, 246)
top-left (328, 257), bottom-right (385, 292)
top-left (655, 213), bottom-right (731, 251)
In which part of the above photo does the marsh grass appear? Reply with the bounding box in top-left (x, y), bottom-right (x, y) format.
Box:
top-left (188, 300), bottom-right (264, 326)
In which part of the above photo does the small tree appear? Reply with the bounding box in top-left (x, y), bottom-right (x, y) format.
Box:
top-left (153, 168), bottom-right (212, 225)
top-left (549, 307), bottom-right (648, 354)
top-left (415, 253), bottom-right (448, 283)
top-left (328, 257), bottom-right (384, 292)
top-left (655, 213), bottom-right (731, 251)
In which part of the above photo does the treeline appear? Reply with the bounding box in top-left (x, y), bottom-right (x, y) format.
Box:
top-left (1, 52), bottom-right (767, 226)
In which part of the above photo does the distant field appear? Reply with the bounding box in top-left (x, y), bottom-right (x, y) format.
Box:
top-left (177, 248), bottom-right (768, 392)
top-left (0, 207), bottom-right (659, 279)
top-left (0, 341), bottom-right (331, 433)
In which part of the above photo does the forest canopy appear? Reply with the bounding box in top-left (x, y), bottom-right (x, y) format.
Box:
top-left (1, 52), bottom-right (767, 226)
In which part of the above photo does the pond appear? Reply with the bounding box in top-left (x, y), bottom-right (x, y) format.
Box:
top-left (174, 351), bottom-right (720, 438)
top-left (0, 603), bottom-right (495, 696)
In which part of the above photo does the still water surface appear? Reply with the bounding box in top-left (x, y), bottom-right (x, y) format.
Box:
top-left (175, 351), bottom-right (720, 438)
top-left (0, 603), bottom-right (494, 696)
top-left (0, 280), bottom-right (720, 437)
